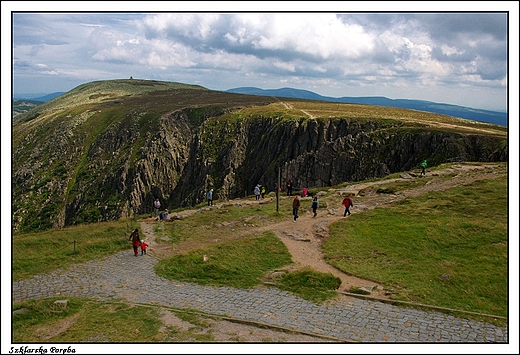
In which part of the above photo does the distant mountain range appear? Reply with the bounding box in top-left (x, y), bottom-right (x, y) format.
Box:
top-left (13, 92), bottom-right (66, 102)
top-left (226, 87), bottom-right (508, 127)
top-left (13, 87), bottom-right (507, 127)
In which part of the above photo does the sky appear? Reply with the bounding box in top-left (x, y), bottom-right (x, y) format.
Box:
top-left (3, 2), bottom-right (519, 112)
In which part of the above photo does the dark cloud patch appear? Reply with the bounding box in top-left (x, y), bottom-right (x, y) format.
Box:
top-left (419, 13), bottom-right (507, 42)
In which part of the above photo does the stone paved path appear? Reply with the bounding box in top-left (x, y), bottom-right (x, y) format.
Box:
top-left (12, 249), bottom-right (508, 343)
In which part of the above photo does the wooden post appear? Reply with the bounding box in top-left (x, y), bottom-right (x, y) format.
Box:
top-left (73, 240), bottom-right (76, 255)
top-left (276, 166), bottom-right (281, 212)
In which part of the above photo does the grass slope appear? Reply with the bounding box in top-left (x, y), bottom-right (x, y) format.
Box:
top-left (323, 177), bottom-right (508, 317)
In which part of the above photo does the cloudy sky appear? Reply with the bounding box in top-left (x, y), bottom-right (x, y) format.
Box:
top-left (4, 2), bottom-right (518, 112)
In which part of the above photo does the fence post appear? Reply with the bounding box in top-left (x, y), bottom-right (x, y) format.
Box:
top-left (276, 166), bottom-right (281, 212)
top-left (73, 240), bottom-right (76, 255)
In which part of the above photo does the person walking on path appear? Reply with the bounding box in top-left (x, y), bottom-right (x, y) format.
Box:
top-left (254, 184), bottom-right (261, 201)
top-left (153, 198), bottom-right (161, 217)
top-left (342, 194), bottom-right (353, 217)
top-left (260, 185), bottom-right (266, 199)
top-left (206, 189), bottom-right (214, 206)
top-left (128, 228), bottom-right (141, 257)
top-left (140, 240), bottom-right (148, 255)
top-left (312, 196), bottom-right (319, 217)
top-left (292, 195), bottom-right (300, 222)
top-left (421, 159), bottom-right (427, 176)
top-left (287, 179), bottom-right (293, 196)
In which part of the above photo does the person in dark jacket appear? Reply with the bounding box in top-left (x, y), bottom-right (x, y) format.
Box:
top-left (312, 196), bottom-right (319, 217)
top-left (292, 195), bottom-right (300, 222)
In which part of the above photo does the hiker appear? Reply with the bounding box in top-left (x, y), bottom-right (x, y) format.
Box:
top-left (312, 196), bottom-right (319, 217)
top-left (140, 240), bottom-right (148, 255)
top-left (128, 228), bottom-right (140, 257)
top-left (162, 209), bottom-right (169, 220)
top-left (421, 159), bottom-right (427, 176)
top-left (342, 194), bottom-right (353, 217)
top-left (254, 184), bottom-right (261, 201)
top-left (287, 179), bottom-right (293, 196)
top-left (206, 189), bottom-right (213, 206)
top-left (301, 187), bottom-right (308, 197)
top-left (153, 198), bottom-right (161, 217)
top-left (261, 185), bottom-right (266, 199)
top-left (292, 195), bottom-right (300, 222)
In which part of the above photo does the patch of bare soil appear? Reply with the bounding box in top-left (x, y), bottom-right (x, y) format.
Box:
top-left (34, 313), bottom-right (81, 340)
top-left (158, 308), bottom-right (332, 342)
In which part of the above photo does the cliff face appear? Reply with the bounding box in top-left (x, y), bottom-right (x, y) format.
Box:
top-left (171, 117), bottom-right (508, 208)
top-left (11, 80), bottom-right (507, 232)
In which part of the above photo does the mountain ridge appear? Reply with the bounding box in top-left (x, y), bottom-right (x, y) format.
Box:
top-left (226, 87), bottom-right (508, 127)
top-left (11, 79), bottom-right (507, 232)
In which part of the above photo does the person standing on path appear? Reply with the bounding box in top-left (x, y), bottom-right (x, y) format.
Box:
top-left (287, 179), bottom-right (293, 196)
top-left (342, 194), bottom-right (353, 217)
top-left (140, 240), bottom-right (148, 255)
top-left (254, 184), bottom-right (261, 201)
top-left (260, 185), bottom-right (266, 199)
top-left (206, 189), bottom-right (214, 206)
top-left (128, 228), bottom-right (141, 257)
top-left (421, 159), bottom-right (427, 176)
top-left (312, 196), bottom-right (319, 217)
top-left (292, 195), bottom-right (300, 222)
top-left (153, 198), bottom-right (161, 217)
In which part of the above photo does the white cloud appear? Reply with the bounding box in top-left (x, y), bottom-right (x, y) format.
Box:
top-left (8, 11), bottom-right (512, 111)
top-left (441, 44), bottom-right (464, 56)
top-left (273, 61), bottom-right (296, 72)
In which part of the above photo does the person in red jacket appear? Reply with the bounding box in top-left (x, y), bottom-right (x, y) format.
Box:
top-left (342, 194), bottom-right (353, 217)
top-left (140, 240), bottom-right (148, 255)
top-left (128, 228), bottom-right (140, 256)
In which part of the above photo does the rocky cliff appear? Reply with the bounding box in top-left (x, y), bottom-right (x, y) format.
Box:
top-left (11, 79), bottom-right (507, 232)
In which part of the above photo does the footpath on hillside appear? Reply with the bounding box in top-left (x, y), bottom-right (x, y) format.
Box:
top-left (12, 162), bottom-right (508, 343)
top-left (142, 163), bottom-right (507, 300)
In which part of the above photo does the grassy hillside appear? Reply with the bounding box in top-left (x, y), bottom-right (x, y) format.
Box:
top-left (11, 79), bottom-right (507, 233)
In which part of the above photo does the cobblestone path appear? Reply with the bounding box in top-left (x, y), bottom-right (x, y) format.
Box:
top-left (12, 250), bottom-right (508, 343)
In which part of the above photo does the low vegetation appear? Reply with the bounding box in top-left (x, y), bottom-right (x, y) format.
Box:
top-left (277, 268), bottom-right (342, 303)
top-left (323, 177), bottom-right (508, 318)
top-left (156, 198), bottom-right (287, 245)
top-left (155, 231), bottom-right (293, 288)
top-left (12, 220), bottom-right (140, 281)
top-left (12, 297), bottom-right (214, 342)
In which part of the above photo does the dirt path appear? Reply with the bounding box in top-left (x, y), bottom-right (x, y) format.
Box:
top-left (280, 101), bottom-right (316, 118)
top-left (140, 163), bottom-right (506, 300)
